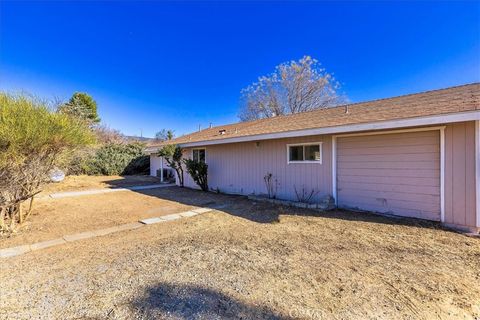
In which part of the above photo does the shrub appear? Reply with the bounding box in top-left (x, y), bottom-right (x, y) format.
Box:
top-left (184, 159), bottom-right (208, 191)
top-left (86, 142), bottom-right (149, 176)
top-left (158, 145), bottom-right (184, 187)
top-left (0, 93), bottom-right (94, 232)
top-left (264, 172), bottom-right (278, 199)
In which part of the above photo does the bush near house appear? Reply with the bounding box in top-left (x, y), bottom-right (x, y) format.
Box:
top-left (184, 159), bottom-right (208, 191)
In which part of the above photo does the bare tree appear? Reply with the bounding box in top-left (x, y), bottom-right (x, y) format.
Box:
top-left (239, 56), bottom-right (346, 121)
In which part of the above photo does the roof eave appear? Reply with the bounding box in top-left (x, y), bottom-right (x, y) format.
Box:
top-left (176, 110), bottom-right (480, 148)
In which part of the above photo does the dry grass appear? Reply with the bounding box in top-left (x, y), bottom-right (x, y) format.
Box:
top-left (1, 190), bottom-right (193, 249)
top-left (1, 184), bottom-right (479, 319)
top-left (40, 174), bottom-right (161, 194)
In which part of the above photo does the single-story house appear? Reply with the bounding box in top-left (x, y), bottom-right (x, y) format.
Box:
top-left (146, 83), bottom-right (480, 233)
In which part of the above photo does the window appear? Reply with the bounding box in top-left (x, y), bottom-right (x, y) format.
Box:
top-left (192, 148), bottom-right (206, 163)
top-left (287, 143), bottom-right (322, 163)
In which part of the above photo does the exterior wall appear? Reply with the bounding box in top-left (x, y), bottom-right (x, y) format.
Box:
top-left (444, 121), bottom-right (477, 231)
top-left (182, 135), bottom-right (333, 202)
top-left (174, 121), bottom-right (478, 231)
top-left (149, 155), bottom-right (170, 177)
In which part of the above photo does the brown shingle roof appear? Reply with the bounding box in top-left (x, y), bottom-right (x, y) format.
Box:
top-left (155, 83), bottom-right (480, 147)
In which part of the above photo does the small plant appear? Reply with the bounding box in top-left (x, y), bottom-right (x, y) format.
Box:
top-left (294, 185), bottom-right (318, 204)
top-left (264, 172), bottom-right (278, 199)
top-left (158, 145), bottom-right (184, 187)
top-left (184, 159), bottom-right (208, 191)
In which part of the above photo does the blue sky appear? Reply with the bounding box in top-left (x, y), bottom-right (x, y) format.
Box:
top-left (1, 1), bottom-right (479, 137)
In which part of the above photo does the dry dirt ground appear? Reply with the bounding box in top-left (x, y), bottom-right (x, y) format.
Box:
top-left (1, 176), bottom-right (188, 249)
top-left (40, 175), bottom-right (162, 194)
top-left (1, 178), bottom-right (479, 319)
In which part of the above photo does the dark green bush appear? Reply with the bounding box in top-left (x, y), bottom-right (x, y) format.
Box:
top-left (86, 142), bottom-right (149, 175)
top-left (184, 159), bottom-right (208, 191)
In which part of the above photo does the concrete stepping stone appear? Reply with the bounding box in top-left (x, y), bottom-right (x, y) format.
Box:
top-left (92, 223), bottom-right (141, 236)
top-left (139, 217), bottom-right (166, 225)
top-left (30, 238), bottom-right (66, 251)
top-left (0, 245), bottom-right (31, 258)
top-left (160, 214), bottom-right (182, 221)
top-left (179, 211), bottom-right (199, 217)
top-left (192, 208), bottom-right (213, 214)
top-left (63, 231), bottom-right (96, 242)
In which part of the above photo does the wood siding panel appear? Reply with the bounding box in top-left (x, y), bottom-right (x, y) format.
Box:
top-left (337, 131), bottom-right (441, 220)
top-left (183, 135), bottom-right (332, 202)
top-left (444, 121), bottom-right (477, 228)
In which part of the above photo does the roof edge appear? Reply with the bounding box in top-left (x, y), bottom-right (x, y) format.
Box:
top-left (173, 110), bottom-right (480, 148)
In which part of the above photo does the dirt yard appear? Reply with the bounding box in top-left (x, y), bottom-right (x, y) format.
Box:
top-left (1, 175), bottom-right (184, 248)
top-left (40, 174), bottom-right (161, 194)
top-left (1, 177), bottom-right (479, 319)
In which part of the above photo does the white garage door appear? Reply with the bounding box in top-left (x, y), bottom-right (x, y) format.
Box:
top-left (337, 130), bottom-right (441, 221)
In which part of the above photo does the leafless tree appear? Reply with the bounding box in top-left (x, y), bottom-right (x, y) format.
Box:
top-left (239, 56), bottom-right (346, 121)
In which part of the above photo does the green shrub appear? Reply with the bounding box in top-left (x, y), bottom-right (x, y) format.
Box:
top-left (158, 145), bottom-right (184, 187)
top-left (0, 93), bottom-right (94, 232)
top-left (184, 159), bottom-right (208, 191)
top-left (86, 142), bottom-right (149, 175)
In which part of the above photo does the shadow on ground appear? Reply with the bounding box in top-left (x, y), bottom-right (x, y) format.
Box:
top-left (106, 178), bottom-right (446, 230)
top-left (129, 282), bottom-right (291, 320)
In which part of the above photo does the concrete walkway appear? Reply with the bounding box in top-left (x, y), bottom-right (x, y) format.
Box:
top-left (0, 207), bottom-right (213, 259)
top-left (42, 183), bottom-right (175, 199)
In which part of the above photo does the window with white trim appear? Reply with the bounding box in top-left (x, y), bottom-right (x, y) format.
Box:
top-left (287, 143), bottom-right (322, 163)
top-left (192, 148), bottom-right (206, 163)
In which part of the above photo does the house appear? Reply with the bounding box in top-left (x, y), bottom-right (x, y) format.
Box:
top-left (146, 83), bottom-right (480, 233)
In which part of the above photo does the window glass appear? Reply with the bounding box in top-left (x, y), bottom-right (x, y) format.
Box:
top-left (305, 145), bottom-right (320, 161)
top-left (193, 149), bottom-right (206, 163)
top-left (288, 144), bottom-right (321, 162)
top-left (289, 146), bottom-right (304, 161)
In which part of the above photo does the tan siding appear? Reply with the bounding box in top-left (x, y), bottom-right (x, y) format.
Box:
top-left (337, 130), bottom-right (441, 220)
top-left (444, 121), bottom-right (477, 228)
top-left (183, 135), bottom-right (332, 202)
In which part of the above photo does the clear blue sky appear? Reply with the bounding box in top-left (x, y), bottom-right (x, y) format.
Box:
top-left (1, 1), bottom-right (479, 137)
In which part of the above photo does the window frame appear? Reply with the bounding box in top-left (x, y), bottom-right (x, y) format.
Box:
top-left (286, 142), bottom-right (323, 164)
top-left (192, 148), bottom-right (206, 163)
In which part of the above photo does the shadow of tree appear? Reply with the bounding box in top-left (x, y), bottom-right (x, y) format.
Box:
top-left (130, 282), bottom-right (292, 319)
top-left (103, 178), bottom-right (448, 231)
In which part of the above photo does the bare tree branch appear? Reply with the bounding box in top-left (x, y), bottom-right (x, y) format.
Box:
top-left (239, 56), bottom-right (346, 121)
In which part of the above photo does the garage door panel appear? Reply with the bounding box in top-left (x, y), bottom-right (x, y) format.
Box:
top-left (337, 130), bottom-right (440, 221)
top-left (338, 130), bottom-right (438, 143)
top-left (338, 161), bottom-right (440, 170)
top-left (338, 168), bottom-right (439, 178)
top-left (338, 136), bottom-right (439, 149)
top-left (339, 200), bottom-right (440, 221)
top-left (338, 153), bottom-right (439, 163)
top-left (337, 145), bottom-right (439, 156)
top-left (338, 175), bottom-right (439, 187)
top-left (338, 188), bottom-right (440, 205)
top-left (339, 181), bottom-right (440, 196)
